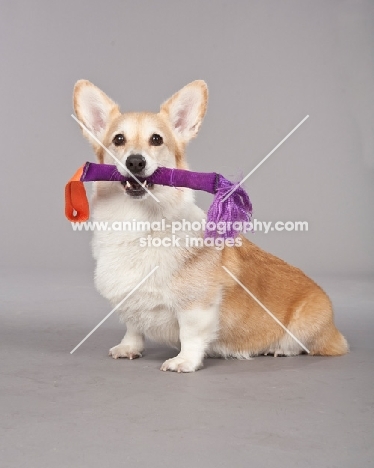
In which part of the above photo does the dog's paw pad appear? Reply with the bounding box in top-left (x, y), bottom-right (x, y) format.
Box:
top-left (109, 345), bottom-right (143, 360)
top-left (160, 356), bottom-right (200, 373)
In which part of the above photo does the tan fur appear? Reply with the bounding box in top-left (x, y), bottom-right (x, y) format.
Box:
top-left (73, 79), bottom-right (348, 372)
top-left (73, 80), bottom-right (121, 159)
top-left (216, 239), bottom-right (348, 356)
top-left (160, 80), bottom-right (208, 141)
top-left (167, 236), bottom-right (349, 358)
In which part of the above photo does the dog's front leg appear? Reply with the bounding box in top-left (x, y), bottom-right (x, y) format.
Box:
top-left (109, 323), bottom-right (145, 360)
top-left (161, 304), bottom-right (219, 373)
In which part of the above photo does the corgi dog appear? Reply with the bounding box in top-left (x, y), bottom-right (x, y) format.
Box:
top-left (73, 79), bottom-right (348, 372)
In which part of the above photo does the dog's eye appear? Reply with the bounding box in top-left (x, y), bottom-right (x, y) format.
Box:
top-left (113, 134), bottom-right (126, 146)
top-left (150, 133), bottom-right (163, 146)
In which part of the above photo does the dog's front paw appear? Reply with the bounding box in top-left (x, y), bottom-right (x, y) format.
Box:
top-left (109, 344), bottom-right (143, 360)
top-left (160, 356), bottom-right (201, 373)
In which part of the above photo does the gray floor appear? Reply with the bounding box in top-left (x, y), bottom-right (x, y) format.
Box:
top-left (1, 270), bottom-right (373, 468)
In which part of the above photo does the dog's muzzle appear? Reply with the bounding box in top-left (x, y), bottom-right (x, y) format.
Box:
top-left (121, 155), bottom-right (154, 198)
top-left (125, 154), bottom-right (146, 175)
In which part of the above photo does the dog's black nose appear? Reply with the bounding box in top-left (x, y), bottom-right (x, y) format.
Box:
top-left (126, 154), bottom-right (146, 174)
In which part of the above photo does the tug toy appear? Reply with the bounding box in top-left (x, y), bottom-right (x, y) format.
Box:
top-left (65, 162), bottom-right (252, 239)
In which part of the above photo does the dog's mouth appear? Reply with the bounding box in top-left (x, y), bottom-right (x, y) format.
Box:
top-left (121, 179), bottom-right (154, 198)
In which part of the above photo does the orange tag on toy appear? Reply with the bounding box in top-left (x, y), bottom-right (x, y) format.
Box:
top-left (65, 166), bottom-right (89, 222)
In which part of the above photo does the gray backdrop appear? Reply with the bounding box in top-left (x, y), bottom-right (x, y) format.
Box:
top-left (1, 0), bottom-right (373, 276)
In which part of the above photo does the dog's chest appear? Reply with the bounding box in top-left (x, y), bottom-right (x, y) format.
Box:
top-left (90, 191), bottom-right (207, 339)
top-left (93, 226), bottom-right (192, 306)
top-left (92, 229), bottom-right (191, 342)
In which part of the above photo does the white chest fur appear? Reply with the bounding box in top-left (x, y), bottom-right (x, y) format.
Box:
top-left (90, 184), bottom-right (208, 344)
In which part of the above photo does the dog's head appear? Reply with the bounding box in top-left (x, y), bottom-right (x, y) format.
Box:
top-left (73, 80), bottom-right (208, 206)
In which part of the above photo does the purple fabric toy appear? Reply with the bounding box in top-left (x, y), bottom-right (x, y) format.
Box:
top-left (66, 162), bottom-right (252, 239)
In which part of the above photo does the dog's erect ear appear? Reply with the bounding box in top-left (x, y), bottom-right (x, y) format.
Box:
top-left (73, 80), bottom-right (120, 147)
top-left (160, 80), bottom-right (208, 143)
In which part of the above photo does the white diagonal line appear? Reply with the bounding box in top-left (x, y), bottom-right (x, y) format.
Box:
top-left (221, 115), bottom-right (309, 203)
top-left (70, 266), bottom-right (159, 354)
top-left (71, 114), bottom-right (160, 203)
top-left (222, 266), bottom-right (310, 353)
